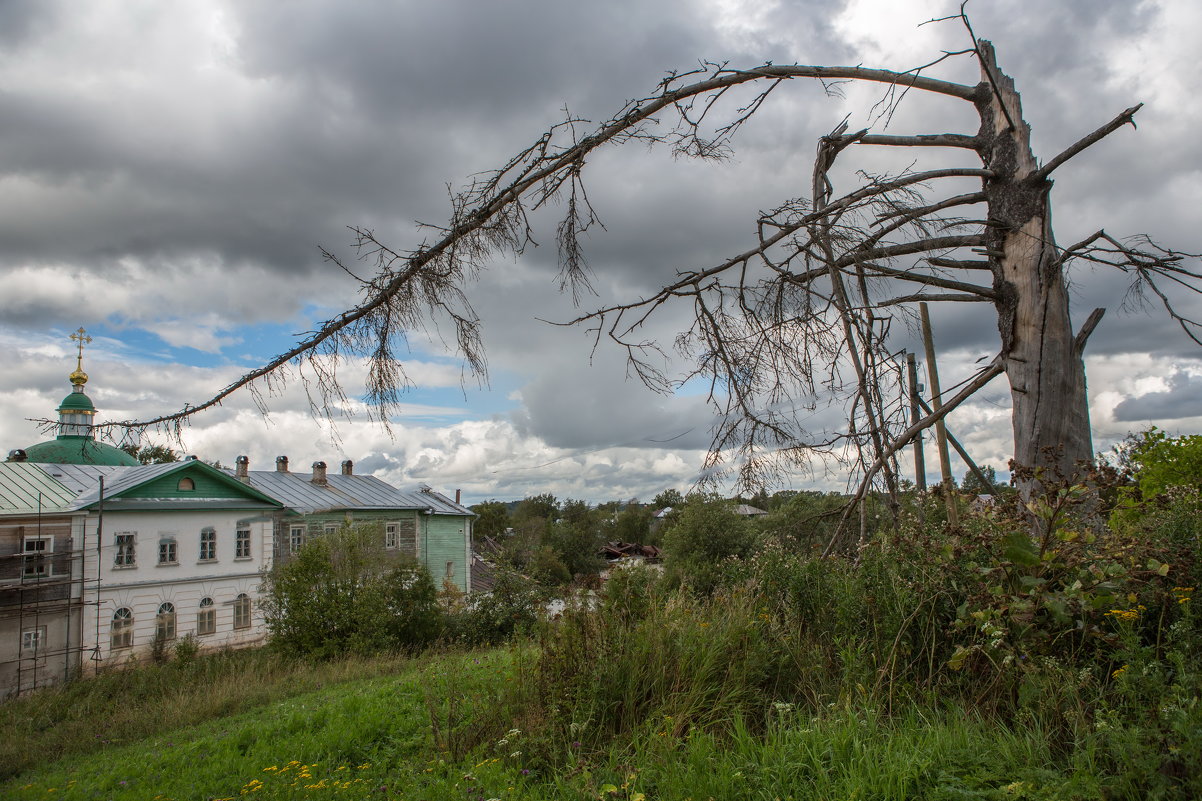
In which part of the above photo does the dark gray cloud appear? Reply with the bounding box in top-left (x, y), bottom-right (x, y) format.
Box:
top-left (1, 0), bottom-right (1199, 500)
top-left (1113, 371), bottom-right (1202, 422)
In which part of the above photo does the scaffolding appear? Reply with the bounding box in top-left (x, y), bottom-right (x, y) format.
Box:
top-left (0, 521), bottom-right (98, 697)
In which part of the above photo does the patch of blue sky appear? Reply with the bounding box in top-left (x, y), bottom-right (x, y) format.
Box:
top-left (385, 369), bottom-right (523, 423)
top-left (673, 374), bottom-right (714, 397)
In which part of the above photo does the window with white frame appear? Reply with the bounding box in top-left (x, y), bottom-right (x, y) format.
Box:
top-left (21, 627), bottom-right (45, 653)
top-left (114, 533), bottom-right (136, 567)
top-left (158, 537), bottom-right (178, 565)
top-left (197, 597), bottom-right (216, 636)
top-left (199, 527), bottom-right (217, 561)
top-left (22, 536), bottom-right (52, 577)
top-left (155, 602), bottom-right (176, 641)
top-left (235, 525), bottom-right (251, 559)
top-left (385, 522), bottom-right (398, 549)
top-left (324, 523), bottom-right (338, 536)
top-left (233, 593), bottom-right (252, 630)
top-left (111, 607), bottom-right (133, 649)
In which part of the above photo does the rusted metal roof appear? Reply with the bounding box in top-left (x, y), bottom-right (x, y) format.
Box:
top-left (600, 541), bottom-right (662, 561)
top-left (0, 462), bottom-right (78, 514)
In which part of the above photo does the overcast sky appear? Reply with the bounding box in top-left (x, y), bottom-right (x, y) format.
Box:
top-left (2, 0), bottom-right (1200, 504)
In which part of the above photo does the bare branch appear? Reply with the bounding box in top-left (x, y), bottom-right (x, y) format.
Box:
top-left (858, 133), bottom-right (981, 148)
top-left (1031, 104), bottom-right (1142, 183)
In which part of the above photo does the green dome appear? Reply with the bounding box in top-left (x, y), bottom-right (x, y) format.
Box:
top-left (57, 388), bottom-right (97, 414)
top-left (22, 437), bottom-right (139, 467)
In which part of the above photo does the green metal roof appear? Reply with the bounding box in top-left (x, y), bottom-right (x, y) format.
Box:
top-left (22, 436), bottom-right (139, 467)
top-left (57, 388), bottom-right (96, 414)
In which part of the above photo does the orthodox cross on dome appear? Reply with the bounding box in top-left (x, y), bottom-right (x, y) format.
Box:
top-left (68, 326), bottom-right (91, 387)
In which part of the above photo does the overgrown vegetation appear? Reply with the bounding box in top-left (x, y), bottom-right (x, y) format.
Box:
top-left (260, 522), bottom-right (443, 658)
top-left (6, 431), bottom-right (1200, 799)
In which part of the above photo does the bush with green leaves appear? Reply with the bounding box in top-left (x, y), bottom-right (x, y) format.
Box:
top-left (260, 522), bottom-right (442, 658)
top-left (444, 565), bottom-right (547, 646)
top-left (660, 494), bottom-right (759, 595)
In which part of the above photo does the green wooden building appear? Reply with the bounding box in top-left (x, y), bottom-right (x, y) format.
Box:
top-left (232, 456), bottom-right (474, 592)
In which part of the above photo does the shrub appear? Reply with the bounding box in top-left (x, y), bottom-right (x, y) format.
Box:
top-left (445, 565), bottom-right (547, 647)
top-left (260, 522), bottom-right (442, 658)
top-left (661, 495), bottom-right (758, 595)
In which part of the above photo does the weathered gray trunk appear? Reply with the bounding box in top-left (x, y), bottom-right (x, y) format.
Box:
top-left (977, 43), bottom-right (1093, 489)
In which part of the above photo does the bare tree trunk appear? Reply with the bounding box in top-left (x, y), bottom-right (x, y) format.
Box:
top-left (977, 43), bottom-right (1093, 491)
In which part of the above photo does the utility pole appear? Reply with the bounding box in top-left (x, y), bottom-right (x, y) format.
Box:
top-left (905, 351), bottom-right (927, 492)
top-left (920, 303), bottom-right (959, 528)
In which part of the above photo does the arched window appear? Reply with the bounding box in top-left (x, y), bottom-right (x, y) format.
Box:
top-left (197, 597), bottom-right (216, 636)
top-left (155, 602), bottom-right (176, 641)
top-left (111, 607), bottom-right (133, 649)
top-left (178, 477), bottom-right (195, 491)
top-left (233, 593), bottom-right (252, 630)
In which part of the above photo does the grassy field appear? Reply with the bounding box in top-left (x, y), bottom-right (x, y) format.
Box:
top-left (0, 644), bottom-right (1136, 801)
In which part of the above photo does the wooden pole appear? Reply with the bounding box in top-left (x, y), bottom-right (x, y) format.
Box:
top-left (917, 396), bottom-right (998, 496)
top-left (906, 351), bottom-right (927, 492)
top-left (920, 303), bottom-right (959, 528)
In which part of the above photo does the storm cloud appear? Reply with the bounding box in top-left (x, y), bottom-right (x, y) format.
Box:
top-left (1, 0), bottom-right (1200, 502)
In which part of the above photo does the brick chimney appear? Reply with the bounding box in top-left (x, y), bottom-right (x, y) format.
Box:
top-left (275, 455), bottom-right (289, 472)
top-left (311, 461), bottom-right (328, 485)
top-left (341, 459), bottom-right (353, 476)
top-left (455, 489), bottom-right (461, 505)
top-left (235, 455), bottom-right (249, 480)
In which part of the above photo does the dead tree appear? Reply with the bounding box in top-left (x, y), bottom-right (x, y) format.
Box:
top-left (121, 35), bottom-right (1200, 522)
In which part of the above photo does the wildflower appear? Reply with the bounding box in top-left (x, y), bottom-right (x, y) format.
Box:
top-left (1113, 665), bottom-right (1129, 678)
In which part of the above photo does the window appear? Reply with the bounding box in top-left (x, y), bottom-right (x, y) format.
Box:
top-left (158, 538), bottom-right (178, 565)
top-left (21, 627), bottom-right (45, 653)
top-left (197, 597), bottom-right (216, 636)
top-left (199, 527), bottom-right (216, 561)
top-left (22, 536), bottom-right (52, 577)
top-left (324, 523), bottom-right (338, 536)
top-left (233, 593), bottom-right (252, 630)
top-left (177, 477), bottom-right (195, 491)
top-left (289, 525), bottom-right (305, 554)
top-left (235, 525), bottom-right (251, 559)
top-left (388, 519), bottom-right (417, 553)
top-left (155, 602), bottom-right (176, 641)
top-left (114, 533), bottom-right (136, 567)
top-left (111, 608), bottom-right (133, 649)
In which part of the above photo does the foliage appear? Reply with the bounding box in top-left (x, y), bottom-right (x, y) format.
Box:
top-left (1116, 427), bottom-right (1202, 503)
top-left (513, 493), bottom-right (558, 524)
top-left (609, 502), bottom-right (655, 545)
top-left (660, 495), bottom-right (758, 594)
top-left (546, 517), bottom-right (605, 579)
top-left (444, 566), bottom-right (547, 647)
top-left (960, 463), bottom-right (1000, 495)
top-left (757, 489), bottom-right (848, 553)
top-left (260, 522), bottom-right (442, 658)
top-left (528, 545), bottom-right (571, 585)
top-left (470, 499), bottom-right (511, 540)
top-left (119, 442), bottom-right (180, 464)
top-left (651, 488), bottom-right (684, 510)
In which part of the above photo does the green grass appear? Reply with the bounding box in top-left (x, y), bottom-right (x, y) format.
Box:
top-left (3, 649), bottom-right (533, 801)
top-left (1, 646), bottom-right (1125, 801)
top-left (0, 648), bottom-right (423, 782)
